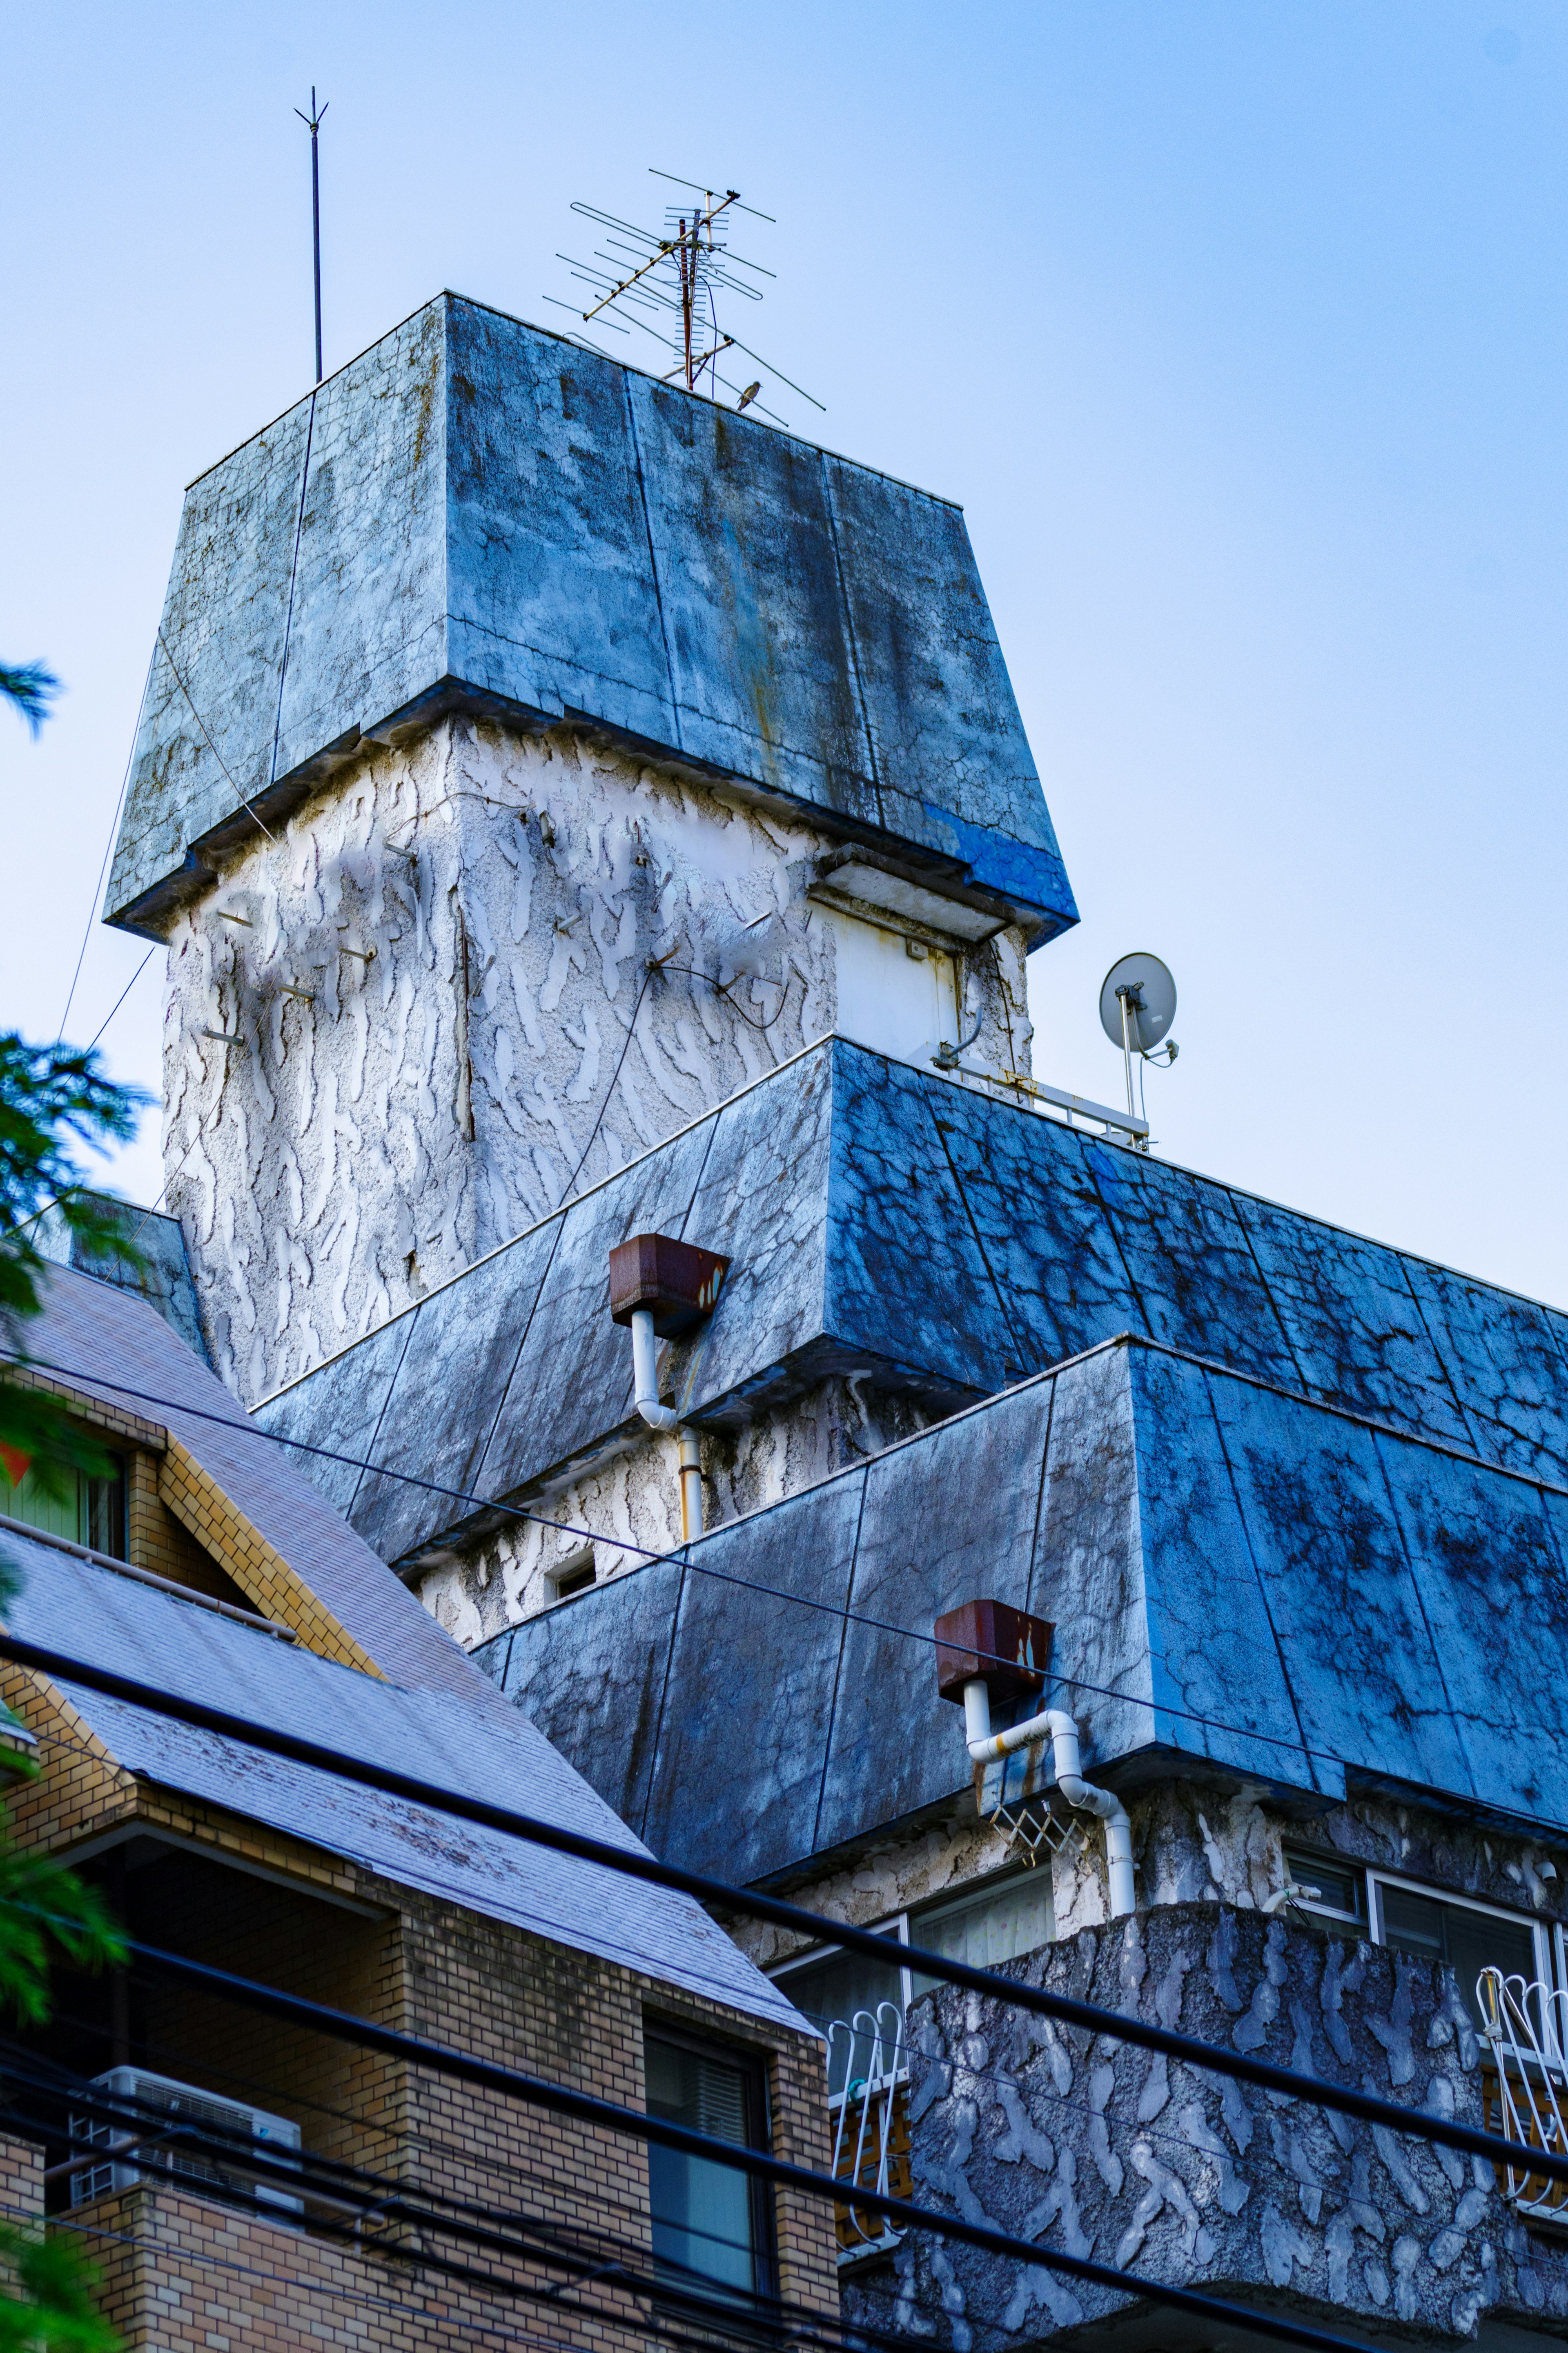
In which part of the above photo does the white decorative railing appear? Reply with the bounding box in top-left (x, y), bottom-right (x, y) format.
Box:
top-left (826, 2003), bottom-right (910, 2262)
top-left (1477, 1967), bottom-right (1568, 2224)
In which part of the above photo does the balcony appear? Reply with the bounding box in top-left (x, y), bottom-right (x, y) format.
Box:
top-left (840, 1902), bottom-right (1568, 2346)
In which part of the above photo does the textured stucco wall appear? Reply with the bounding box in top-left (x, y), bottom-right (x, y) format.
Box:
top-left (417, 1373), bottom-right (941, 1645)
top-left (859, 1903), bottom-right (1568, 2348)
top-left (164, 717), bottom-right (1031, 1403)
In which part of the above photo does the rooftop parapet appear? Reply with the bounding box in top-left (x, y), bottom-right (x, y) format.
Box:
top-left (107, 293), bottom-right (1077, 944)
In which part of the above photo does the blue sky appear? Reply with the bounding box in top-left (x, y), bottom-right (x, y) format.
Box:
top-left (4, 1), bottom-right (1566, 1299)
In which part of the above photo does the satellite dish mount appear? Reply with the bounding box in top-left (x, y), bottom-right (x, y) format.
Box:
top-left (1098, 953), bottom-right (1179, 1138)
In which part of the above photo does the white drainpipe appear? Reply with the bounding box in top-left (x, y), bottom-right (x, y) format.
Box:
top-left (630, 1308), bottom-right (704, 1542)
top-left (963, 1679), bottom-right (1135, 1918)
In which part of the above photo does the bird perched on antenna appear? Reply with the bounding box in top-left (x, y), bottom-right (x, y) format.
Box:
top-left (737, 381), bottom-right (762, 412)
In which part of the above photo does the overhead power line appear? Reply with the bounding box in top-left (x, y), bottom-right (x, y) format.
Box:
top-left (10, 1338), bottom-right (1554, 1795)
top-left (0, 1628), bottom-right (1558, 2195)
top-left (117, 1931), bottom-right (1387, 2353)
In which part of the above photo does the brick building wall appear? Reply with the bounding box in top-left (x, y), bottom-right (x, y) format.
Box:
top-left (0, 1679), bottom-right (837, 2351)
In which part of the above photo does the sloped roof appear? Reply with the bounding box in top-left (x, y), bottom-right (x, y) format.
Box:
top-left (105, 294), bottom-right (1075, 943)
top-left (19, 1259), bottom-right (493, 1701)
top-left (1, 1527), bottom-right (800, 2025)
top-left (487, 1332), bottom-right (1568, 1886)
top-left (256, 1038), bottom-right (1568, 1572)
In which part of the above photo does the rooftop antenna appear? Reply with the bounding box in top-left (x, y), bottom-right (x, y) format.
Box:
top-left (545, 170), bottom-right (823, 427)
top-left (1099, 952), bottom-right (1179, 1135)
top-left (294, 88), bottom-right (329, 384)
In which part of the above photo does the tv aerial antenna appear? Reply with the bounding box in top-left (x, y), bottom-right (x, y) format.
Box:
top-left (1099, 952), bottom-right (1179, 1131)
top-left (546, 169), bottom-right (824, 427)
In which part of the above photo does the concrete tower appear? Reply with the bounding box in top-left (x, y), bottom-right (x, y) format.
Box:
top-left (107, 293), bottom-right (1076, 1413)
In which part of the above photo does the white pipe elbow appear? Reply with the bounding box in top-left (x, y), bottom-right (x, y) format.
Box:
top-left (962, 1682), bottom-right (1134, 1919)
top-left (630, 1309), bottom-right (680, 1432)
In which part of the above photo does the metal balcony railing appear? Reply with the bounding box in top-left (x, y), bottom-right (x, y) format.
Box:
top-left (1478, 1967), bottom-right (1568, 2226)
top-left (826, 2003), bottom-right (911, 2262)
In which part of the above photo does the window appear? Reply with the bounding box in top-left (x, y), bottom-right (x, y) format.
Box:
top-left (1377, 1883), bottom-right (1537, 2017)
top-left (546, 1551), bottom-right (595, 1602)
top-left (644, 2032), bottom-right (771, 2305)
top-left (775, 1940), bottom-right (904, 2098)
top-left (1283, 1846), bottom-right (1366, 1926)
top-left (1283, 1846), bottom-right (1548, 2027)
top-left (0, 1451), bottom-right (124, 1560)
top-left (771, 1871), bottom-right (1055, 2094)
top-left (908, 1874), bottom-right (1054, 1999)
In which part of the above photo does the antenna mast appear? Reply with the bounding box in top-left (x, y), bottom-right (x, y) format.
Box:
top-left (294, 88), bottom-right (329, 384)
top-left (548, 170), bottom-right (823, 425)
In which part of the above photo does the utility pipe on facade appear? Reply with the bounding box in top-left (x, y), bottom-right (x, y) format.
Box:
top-left (960, 1676), bottom-right (1135, 1920)
top-left (630, 1307), bottom-right (704, 1542)
top-left (610, 1234), bottom-right (731, 1550)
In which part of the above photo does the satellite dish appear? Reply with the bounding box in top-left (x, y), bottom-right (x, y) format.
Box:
top-left (1099, 953), bottom-right (1177, 1054)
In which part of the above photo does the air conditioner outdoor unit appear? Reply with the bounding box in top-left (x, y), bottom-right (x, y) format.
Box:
top-left (67, 2068), bottom-right (302, 2214)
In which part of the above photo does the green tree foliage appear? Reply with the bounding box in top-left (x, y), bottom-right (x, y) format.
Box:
top-left (0, 665), bottom-right (60, 739)
top-left (0, 666), bottom-right (134, 2341)
top-left (0, 1037), bottom-right (146, 1498)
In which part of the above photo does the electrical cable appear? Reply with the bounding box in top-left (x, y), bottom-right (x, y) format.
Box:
top-left (554, 963), bottom-right (657, 1211)
top-left (8, 1332), bottom-right (1562, 1798)
top-left (84, 949), bottom-right (155, 1054)
top-left (654, 965), bottom-right (790, 1033)
top-left (97, 1935), bottom-right (1389, 2353)
top-left (0, 1630), bottom-right (1557, 2193)
top-left (55, 647), bottom-right (156, 1044)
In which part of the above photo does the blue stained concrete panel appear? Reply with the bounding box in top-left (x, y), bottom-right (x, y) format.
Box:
top-left (820, 1053), bottom-right (1014, 1392)
top-left (1082, 1146), bottom-right (1298, 1385)
top-left (256, 1309), bottom-right (415, 1522)
top-left (642, 1474), bottom-right (868, 1881)
top-left (815, 1383), bottom-right (1055, 1855)
top-left (262, 1040), bottom-right (1568, 1594)
top-left (1374, 1436), bottom-right (1568, 1820)
top-left (1058, 1347), bottom-right (1334, 1795)
top-left (109, 297), bottom-right (1075, 940)
top-left (484, 1332), bottom-right (1568, 1885)
top-left (476, 1121), bottom-right (717, 1503)
top-left (350, 1224), bottom-right (562, 1563)
top-left (1205, 1378), bottom-right (1477, 1801)
top-left (490, 1557), bottom-right (688, 1835)
top-left (1233, 1196), bottom-right (1472, 1444)
top-left (1405, 1258), bottom-right (1568, 1483)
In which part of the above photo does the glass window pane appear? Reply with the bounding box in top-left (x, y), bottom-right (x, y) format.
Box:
top-left (1443, 1907), bottom-right (1535, 2018)
top-left (909, 1874), bottom-right (1054, 2001)
top-left (1380, 1885), bottom-right (1538, 2023)
top-left (1283, 1848), bottom-right (1363, 1919)
top-left (79, 1470), bottom-right (124, 1558)
top-left (645, 2039), bottom-right (757, 2297)
top-left (1381, 1885), bottom-right (1446, 1960)
top-left (775, 1946), bottom-right (904, 2097)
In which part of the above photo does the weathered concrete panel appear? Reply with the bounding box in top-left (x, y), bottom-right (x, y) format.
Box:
top-left (821, 1052), bottom-right (1010, 1394)
top-left (1407, 1256), bottom-right (1568, 1483)
top-left (351, 1223), bottom-right (561, 1562)
top-left (1375, 1431), bottom-right (1568, 1821)
top-left (626, 382), bottom-right (878, 825)
top-left (815, 1383), bottom-right (1054, 1856)
top-left (1236, 1194), bottom-right (1472, 1442)
top-left (642, 1474), bottom-right (868, 1880)
top-left (256, 1308), bottom-right (416, 1523)
top-left (110, 297), bottom-right (1074, 937)
top-left (1209, 1378), bottom-right (1477, 1802)
top-left (479, 1557), bottom-right (686, 1834)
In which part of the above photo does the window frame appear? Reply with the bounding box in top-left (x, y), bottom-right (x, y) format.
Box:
top-left (641, 2016), bottom-right (777, 2308)
top-left (1283, 1844), bottom-right (1557, 1997)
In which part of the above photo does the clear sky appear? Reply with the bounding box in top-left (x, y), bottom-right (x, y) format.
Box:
top-left (4, 1), bottom-right (1565, 1302)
